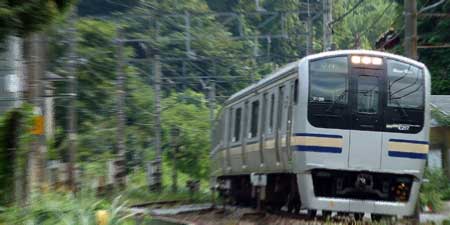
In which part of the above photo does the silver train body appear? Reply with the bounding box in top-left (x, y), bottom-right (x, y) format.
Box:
top-left (210, 50), bottom-right (430, 216)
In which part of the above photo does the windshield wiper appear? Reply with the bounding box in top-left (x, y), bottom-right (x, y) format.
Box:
top-left (390, 97), bottom-right (409, 118)
top-left (325, 90), bottom-right (348, 113)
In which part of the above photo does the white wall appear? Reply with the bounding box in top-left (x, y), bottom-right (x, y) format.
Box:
top-left (0, 36), bottom-right (22, 114)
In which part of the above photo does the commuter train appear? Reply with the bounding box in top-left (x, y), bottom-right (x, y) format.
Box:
top-left (210, 50), bottom-right (430, 219)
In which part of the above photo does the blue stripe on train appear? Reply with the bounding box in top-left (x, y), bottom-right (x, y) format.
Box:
top-left (389, 139), bottom-right (428, 145)
top-left (388, 151), bottom-right (427, 159)
top-left (294, 145), bottom-right (342, 153)
top-left (294, 133), bottom-right (342, 139)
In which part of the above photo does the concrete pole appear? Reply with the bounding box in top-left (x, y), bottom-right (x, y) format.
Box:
top-left (66, 9), bottom-right (78, 191)
top-left (22, 32), bottom-right (42, 204)
top-left (208, 81), bottom-right (216, 148)
top-left (153, 54), bottom-right (162, 192)
top-left (171, 127), bottom-right (179, 193)
top-left (115, 29), bottom-right (127, 188)
top-left (306, 0), bottom-right (313, 55)
top-left (322, 0), bottom-right (333, 51)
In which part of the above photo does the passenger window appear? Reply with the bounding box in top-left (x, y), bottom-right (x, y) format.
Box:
top-left (249, 100), bottom-right (259, 138)
top-left (262, 93), bottom-right (268, 135)
top-left (268, 93), bottom-right (275, 133)
top-left (277, 86), bottom-right (285, 127)
top-left (232, 108), bottom-right (242, 142)
top-left (293, 79), bottom-right (298, 104)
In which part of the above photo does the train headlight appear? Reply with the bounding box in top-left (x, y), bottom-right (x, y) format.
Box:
top-left (362, 56), bottom-right (372, 65)
top-left (351, 55), bottom-right (383, 66)
top-left (372, 57), bottom-right (383, 65)
top-left (392, 182), bottom-right (409, 202)
top-left (351, 56), bottom-right (361, 64)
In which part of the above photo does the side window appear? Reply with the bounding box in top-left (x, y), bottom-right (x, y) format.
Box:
top-left (262, 93), bottom-right (268, 136)
top-left (293, 79), bottom-right (298, 104)
top-left (277, 86), bottom-right (285, 128)
top-left (249, 100), bottom-right (259, 138)
top-left (232, 108), bottom-right (242, 142)
top-left (268, 93), bottom-right (275, 134)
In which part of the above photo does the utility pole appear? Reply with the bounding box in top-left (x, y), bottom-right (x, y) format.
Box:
top-left (306, 0), bottom-right (313, 55)
top-left (23, 32), bottom-right (47, 202)
top-left (152, 54), bottom-right (162, 192)
top-left (405, 5), bottom-right (419, 222)
top-left (405, 4), bottom-right (419, 224)
top-left (405, 0), bottom-right (418, 59)
top-left (22, 33), bottom-right (38, 205)
top-left (170, 127), bottom-right (180, 193)
top-left (208, 80), bottom-right (216, 148)
top-left (354, 33), bottom-right (361, 49)
top-left (66, 8), bottom-right (78, 191)
top-left (322, 0), bottom-right (333, 51)
top-left (115, 29), bottom-right (127, 188)
top-left (252, 37), bottom-right (258, 83)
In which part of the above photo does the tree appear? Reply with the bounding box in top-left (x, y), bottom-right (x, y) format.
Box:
top-left (417, 0), bottom-right (450, 95)
top-left (0, 0), bottom-right (72, 41)
top-left (162, 90), bottom-right (211, 179)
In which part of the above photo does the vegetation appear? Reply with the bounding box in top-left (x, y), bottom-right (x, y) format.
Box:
top-left (0, 0), bottom-right (449, 224)
top-left (417, 0), bottom-right (450, 95)
top-left (0, 0), bottom-right (73, 41)
top-left (420, 168), bottom-right (450, 212)
top-left (0, 192), bottom-right (137, 225)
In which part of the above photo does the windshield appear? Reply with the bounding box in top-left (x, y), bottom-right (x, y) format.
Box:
top-left (307, 55), bottom-right (425, 133)
top-left (387, 59), bottom-right (424, 109)
top-left (309, 57), bottom-right (348, 104)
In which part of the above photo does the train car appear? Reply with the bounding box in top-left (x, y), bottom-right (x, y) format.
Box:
top-left (210, 50), bottom-right (430, 219)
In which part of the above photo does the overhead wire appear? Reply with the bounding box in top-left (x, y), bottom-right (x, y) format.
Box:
top-left (328, 0), bottom-right (365, 28)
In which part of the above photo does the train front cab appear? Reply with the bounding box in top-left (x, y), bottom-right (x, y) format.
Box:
top-left (294, 51), bottom-right (430, 217)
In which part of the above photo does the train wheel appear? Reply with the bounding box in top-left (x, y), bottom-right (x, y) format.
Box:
top-left (354, 213), bottom-right (364, 221)
top-left (371, 214), bottom-right (393, 222)
top-left (307, 209), bottom-right (317, 218)
top-left (293, 202), bottom-right (301, 214)
top-left (322, 210), bottom-right (332, 219)
top-left (287, 200), bottom-right (294, 213)
top-left (337, 212), bottom-right (349, 217)
top-left (371, 214), bottom-right (382, 221)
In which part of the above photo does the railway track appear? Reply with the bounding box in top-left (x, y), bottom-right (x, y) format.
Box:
top-left (131, 201), bottom-right (403, 224)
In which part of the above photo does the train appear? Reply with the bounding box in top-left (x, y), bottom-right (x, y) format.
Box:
top-left (210, 50), bottom-right (430, 219)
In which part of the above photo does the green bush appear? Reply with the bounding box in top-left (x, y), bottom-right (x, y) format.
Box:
top-left (420, 168), bottom-right (450, 212)
top-left (0, 190), bottom-right (135, 225)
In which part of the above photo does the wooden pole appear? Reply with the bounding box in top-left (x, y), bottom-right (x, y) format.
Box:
top-left (405, 0), bottom-right (418, 59)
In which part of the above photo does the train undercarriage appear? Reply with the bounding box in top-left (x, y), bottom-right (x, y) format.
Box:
top-left (216, 171), bottom-right (415, 221)
top-left (217, 174), bottom-right (302, 213)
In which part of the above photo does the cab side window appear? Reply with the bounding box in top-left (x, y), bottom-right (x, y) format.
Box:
top-left (232, 107), bottom-right (242, 142)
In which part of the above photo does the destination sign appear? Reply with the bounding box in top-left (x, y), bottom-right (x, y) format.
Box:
top-left (310, 57), bottom-right (348, 74)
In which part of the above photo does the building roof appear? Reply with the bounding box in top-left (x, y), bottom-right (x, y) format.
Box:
top-left (43, 71), bottom-right (64, 81)
top-left (431, 95), bottom-right (450, 116)
top-left (431, 95), bottom-right (450, 127)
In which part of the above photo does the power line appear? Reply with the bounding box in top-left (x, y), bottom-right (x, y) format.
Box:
top-left (360, 0), bottom-right (395, 36)
top-left (329, 0), bottom-right (365, 28)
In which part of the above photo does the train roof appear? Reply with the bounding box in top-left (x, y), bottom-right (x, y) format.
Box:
top-left (226, 50), bottom-right (426, 105)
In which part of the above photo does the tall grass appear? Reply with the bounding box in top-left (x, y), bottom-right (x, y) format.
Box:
top-left (0, 190), bottom-right (135, 225)
top-left (420, 168), bottom-right (450, 212)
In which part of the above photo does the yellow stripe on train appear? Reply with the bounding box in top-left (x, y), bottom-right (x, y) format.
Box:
top-left (388, 142), bottom-right (429, 154)
top-left (291, 136), bottom-right (343, 148)
top-left (227, 136), bottom-right (343, 155)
